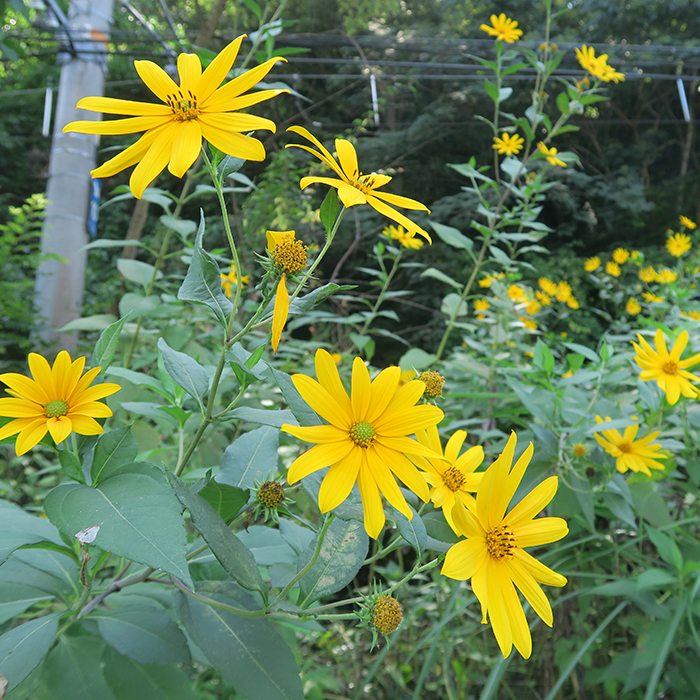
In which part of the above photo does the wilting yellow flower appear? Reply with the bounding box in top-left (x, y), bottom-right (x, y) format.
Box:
top-left (656, 268), bottom-right (678, 284)
top-left (535, 290), bottom-right (552, 306)
top-left (605, 261), bottom-right (621, 277)
top-left (555, 281), bottom-right (572, 303)
top-left (441, 432), bottom-right (568, 659)
top-left (594, 417), bottom-right (667, 476)
top-left (409, 425), bottom-right (483, 534)
top-left (220, 264), bottom-right (250, 299)
top-left (632, 329), bottom-right (700, 405)
top-left (666, 233), bottom-right (691, 257)
top-left (287, 126), bottom-right (430, 241)
top-left (281, 349), bottom-right (444, 538)
top-left (0, 352), bottom-right (121, 455)
top-left (63, 36), bottom-right (285, 198)
top-left (538, 278), bottom-right (558, 296)
top-left (479, 13), bottom-right (523, 43)
top-left (626, 298), bottom-right (641, 315)
top-left (612, 248), bottom-right (629, 264)
top-left (639, 266), bottom-right (658, 283)
top-left (384, 224), bottom-right (424, 250)
top-left (576, 76), bottom-right (591, 92)
top-left (536, 142), bottom-right (566, 167)
top-left (507, 284), bottom-right (528, 303)
top-left (642, 292), bottom-right (664, 303)
top-left (271, 275), bottom-right (289, 354)
top-left (493, 133), bottom-right (524, 156)
top-left (680, 215), bottom-right (697, 230)
top-left (584, 256), bottom-right (600, 272)
top-left (474, 298), bottom-right (490, 312)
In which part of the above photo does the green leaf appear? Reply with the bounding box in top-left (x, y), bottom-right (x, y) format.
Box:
top-left (0, 549), bottom-right (79, 602)
top-left (267, 366), bottom-right (319, 426)
top-left (217, 155), bottom-right (246, 180)
top-left (228, 407), bottom-right (298, 428)
top-left (498, 87), bottom-right (513, 101)
top-left (386, 505), bottom-right (426, 555)
top-left (157, 338), bottom-right (208, 408)
top-left (483, 78), bottom-right (498, 102)
top-left (91, 315), bottom-right (129, 372)
top-left (104, 366), bottom-right (171, 401)
top-left (177, 212), bottom-right (233, 328)
top-left (117, 259), bottom-right (161, 291)
top-left (218, 426), bottom-right (279, 489)
top-left (422, 511), bottom-right (460, 549)
top-left (0, 503), bottom-right (64, 567)
top-left (421, 267), bottom-right (462, 290)
top-left (0, 612), bottom-right (60, 692)
top-left (58, 314), bottom-right (118, 332)
top-left (533, 339), bottom-right (555, 372)
top-left (102, 646), bottom-right (198, 700)
top-left (91, 426), bottom-right (139, 485)
top-left (198, 481), bottom-right (249, 522)
top-left (92, 604), bottom-right (190, 665)
top-left (227, 342), bottom-right (267, 381)
top-left (166, 472), bottom-right (265, 595)
top-left (118, 293), bottom-right (161, 319)
top-left (82, 238), bottom-right (148, 251)
top-left (430, 221), bottom-right (474, 251)
top-left (159, 215), bottom-right (197, 238)
top-left (603, 492), bottom-right (636, 530)
top-left (177, 581), bottom-right (303, 700)
top-left (556, 91), bottom-right (570, 115)
top-left (236, 526), bottom-right (297, 566)
top-left (57, 449), bottom-right (85, 483)
top-left (397, 347), bottom-right (437, 371)
top-left (319, 188), bottom-right (340, 237)
top-left (441, 293), bottom-right (467, 318)
top-left (301, 470), bottom-right (363, 523)
top-left (0, 582), bottom-right (54, 625)
top-left (647, 527), bottom-right (684, 571)
top-left (298, 519), bottom-right (369, 606)
top-left (287, 283), bottom-right (352, 316)
top-left (45, 463), bottom-right (193, 588)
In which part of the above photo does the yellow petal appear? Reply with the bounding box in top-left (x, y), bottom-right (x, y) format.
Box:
top-left (513, 548), bottom-right (567, 587)
top-left (61, 356), bottom-right (86, 400)
top-left (452, 494), bottom-right (484, 538)
top-left (71, 367), bottom-right (102, 397)
top-left (366, 448), bottom-right (412, 520)
top-left (210, 88), bottom-right (287, 113)
top-left (318, 448), bottom-right (362, 512)
top-left (28, 353), bottom-right (55, 397)
top-left (271, 276), bottom-right (289, 354)
top-left (357, 456), bottom-right (385, 538)
top-left (337, 183), bottom-right (367, 207)
top-left (0, 373), bottom-right (50, 405)
top-left (47, 416), bottom-right (73, 445)
top-left (0, 417), bottom-right (33, 441)
top-left (485, 559), bottom-right (513, 658)
top-left (366, 365), bottom-right (401, 423)
top-left (202, 57), bottom-right (286, 110)
top-left (376, 435), bottom-right (444, 461)
top-left (514, 516), bottom-right (569, 548)
top-left (177, 52), bottom-right (202, 92)
top-left (15, 418), bottom-right (49, 455)
top-left (444, 430), bottom-right (467, 463)
top-left (370, 189), bottom-right (430, 212)
top-left (366, 196), bottom-right (431, 242)
top-left (51, 351), bottom-right (72, 392)
top-left (69, 415), bottom-right (105, 436)
top-left (69, 401), bottom-right (113, 418)
top-left (499, 565), bottom-right (532, 659)
top-left (373, 404), bottom-right (444, 436)
top-left (282, 424), bottom-right (347, 444)
top-left (286, 441), bottom-right (354, 483)
top-left (375, 445), bottom-right (429, 502)
top-left (198, 111), bottom-right (277, 135)
top-left (478, 431), bottom-right (517, 530)
top-left (471, 555), bottom-right (489, 623)
top-left (505, 476), bottom-right (559, 527)
top-left (314, 349), bottom-right (353, 419)
top-left (350, 357), bottom-right (371, 419)
top-left (134, 60), bottom-right (181, 103)
top-left (75, 96), bottom-right (171, 116)
top-left (199, 124), bottom-right (265, 162)
top-left (0, 398), bottom-right (44, 418)
top-left (496, 441), bottom-right (534, 522)
top-left (291, 375), bottom-right (352, 430)
top-left (335, 139), bottom-right (359, 179)
top-left (298, 175), bottom-right (348, 191)
top-left (167, 120), bottom-right (202, 178)
top-left (62, 116), bottom-right (167, 136)
top-left (441, 538), bottom-right (487, 580)
top-left (91, 126), bottom-right (166, 180)
top-left (68, 382), bottom-right (121, 405)
top-left (129, 124), bottom-right (178, 199)
top-left (507, 557), bottom-right (553, 626)
top-left (287, 125), bottom-right (345, 180)
top-left (195, 35), bottom-right (245, 103)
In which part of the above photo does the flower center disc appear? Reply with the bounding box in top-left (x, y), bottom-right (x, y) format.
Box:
top-left (168, 90), bottom-right (200, 121)
top-left (663, 360), bottom-right (678, 375)
top-left (45, 399), bottom-right (70, 418)
top-left (352, 174), bottom-right (377, 194)
top-left (442, 466), bottom-right (465, 492)
top-left (350, 421), bottom-right (376, 448)
top-left (617, 441), bottom-right (632, 454)
top-left (486, 525), bottom-right (516, 560)
top-left (273, 239), bottom-right (308, 275)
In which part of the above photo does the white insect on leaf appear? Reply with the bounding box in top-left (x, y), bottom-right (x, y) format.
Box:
top-left (75, 525), bottom-right (101, 545)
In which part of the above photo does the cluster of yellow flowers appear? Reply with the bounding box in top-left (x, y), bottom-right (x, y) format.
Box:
top-left (575, 45), bottom-right (625, 83)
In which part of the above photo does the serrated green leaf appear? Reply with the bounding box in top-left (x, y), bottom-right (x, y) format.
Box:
top-left (218, 426), bottom-right (279, 489)
top-left (266, 366), bottom-right (320, 426)
top-left (91, 426), bottom-right (139, 485)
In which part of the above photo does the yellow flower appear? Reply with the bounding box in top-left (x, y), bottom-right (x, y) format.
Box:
top-left (536, 142), bottom-right (566, 167)
top-left (0, 352), bottom-right (121, 455)
top-left (535, 290), bottom-right (552, 306)
top-left (331, 353), bottom-right (343, 365)
top-left (584, 256), bottom-right (601, 272)
top-left (594, 417), bottom-right (667, 476)
top-left (630, 250), bottom-right (642, 262)
top-left (642, 292), bottom-right (664, 303)
top-left (639, 266), bottom-right (658, 283)
top-left (575, 45), bottom-right (624, 83)
top-left (656, 268), bottom-right (678, 284)
top-left (384, 224), bottom-right (424, 250)
top-left (287, 126), bottom-right (431, 241)
top-left (525, 299), bottom-right (542, 315)
top-left (479, 13), bottom-right (523, 43)
top-left (605, 261), bottom-right (621, 277)
top-left (271, 275), bottom-right (289, 354)
top-left (555, 281), bottom-right (572, 303)
top-left (632, 329), bottom-right (700, 405)
top-left (281, 349), bottom-right (444, 538)
top-left (666, 233), bottom-right (692, 257)
top-left (680, 215), bottom-right (697, 230)
top-left (220, 264), bottom-right (250, 299)
top-left (566, 296), bottom-right (580, 310)
top-left (493, 133), bottom-right (524, 156)
top-left (507, 284), bottom-right (528, 303)
top-left (474, 298), bottom-right (490, 312)
top-left (63, 36), bottom-right (285, 198)
top-left (682, 310), bottom-right (700, 321)
top-left (537, 278), bottom-right (557, 296)
top-left (408, 425), bottom-right (483, 534)
top-left (626, 298), bottom-right (641, 315)
top-left (441, 432), bottom-right (568, 659)
top-left (612, 248), bottom-right (629, 264)
top-left (518, 316), bottom-right (538, 330)
top-left (267, 230), bottom-right (308, 275)
top-left (479, 276), bottom-right (494, 288)
top-left (598, 61), bottom-right (625, 83)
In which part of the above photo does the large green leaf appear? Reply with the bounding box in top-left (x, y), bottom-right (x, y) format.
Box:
top-left (228, 407), bottom-right (298, 428)
top-left (266, 366), bottom-right (319, 426)
top-left (0, 503), bottom-right (64, 567)
top-left (91, 426), bottom-right (139, 485)
top-left (177, 213), bottom-right (233, 328)
top-left (45, 463), bottom-right (192, 588)
top-left (166, 472), bottom-right (265, 595)
top-left (0, 549), bottom-right (80, 602)
top-left (301, 470), bottom-right (364, 522)
top-left (386, 504), bottom-right (427, 556)
top-left (91, 314), bottom-right (129, 372)
top-left (198, 481), bottom-right (249, 522)
top-left (177, 581), bottom-right (303, 700)
top-left (157, 338), bottom-right (208, 408)
top-left (298, 519), bottom-right (369, 607)
top-left (92, 603), bottom-right (190, 665)
top-left (101, 646), bottom-right (198, 700)
top-left (218, 426), bottom-right (279, 489)
top-left (0, 612), bottom-right (60, 692)
top-left (236, 526), bottom-right (297, 566)
top-left (0, 582), bottom-right (53, 625)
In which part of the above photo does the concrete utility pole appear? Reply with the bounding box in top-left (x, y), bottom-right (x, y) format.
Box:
top-left (35, 0), bottom-right (114, 352)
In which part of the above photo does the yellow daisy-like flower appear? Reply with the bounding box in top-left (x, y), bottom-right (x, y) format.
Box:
top-left (220, 264), bottom-right (250, 299)
top-left (518, 316), bottom-right (538, 330)
top-left (682, 310), bottom-right (700, 320)
top-left (594, 417), bottom-right (667, 476)
top-left (575, 45), bottom-right (624, 83)
top-left (612, 248), bottom-right (630, 264)
top-left (281, 349), bottom-right (444, 538)
top-left (507, 284), bottom-right (528, 303)
top-left (584, 256), bottom-right (601, 272)
top-left (479, 13), bottom-right (523, 43)
top-left (535, 290), bottom-right (552, 306)
top-left (479, 275), bottom-right (494, 288)
top-left (441, 432), bottom-right (568, 659)
top-left (474, 298), bottom-right (490, 312)
top-left (536, 142), bottom-right (566, 167)
top-left (626, 298), bottom-right (641, 315)
top-left (0, 352), bottom-right (121, 455)
top-left (555, 281), bottom-right (573, 303)
top-left (642, 292), bottom-right (664, 303)
top-left (525, 299), bottom-right (542, 315)
top-left (630, 250), bottom-right (642, 262)
top-left (656, 268), bottom-right (678, 284)
top-left (63, 36), bottom-right (286, 199)
top-left (384, 224), bottom-right (424, 250)
top-left (566, 296), bottom-right (580, 310)
top-left (408, 425), bottom-right (483, 534)
top-left (666, 233), bottom-right (691, 257)
top-left (598, 61), bottom-right (625, 84)
top-left (286, 126), bottom-right (431, 241)
top-left (538, 278), bottom-right (558, 296)
top-left (680, 215), bottom-right (697, 230)
top-left (632, 329), bottom-right (700, 405)
top-left (493, 133), bottom-right (524, 156)
top-left (605, 261), bottom-right (621, 277)
top-left (639, 266), bottom-right (658, 283)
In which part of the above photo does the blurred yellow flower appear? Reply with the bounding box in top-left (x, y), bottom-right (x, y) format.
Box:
top-left (538, 278), bottom-right (558, 296)
top-left (584, 256), bottom-right (601, 272)
top-left (220, 264), bottom-right (250, 299)
top-left (384, 224), bottom-right (424, 250)
top-left (493, 133), bottom-right (524, 156)
top-left (594, 417), bottom-right (667, 476)
top-left (612, 248), bottom-right (629, 264)
top-left (518, 316), bottom-right (537, 330)
top-left (639, 266), bottom-right (658, 283)
top-left (479, 13), bottom-right (523, 43)
top-left (508, 285), bottom-right (528, 303)
top-left (526, 300), bottom-right (542, 315)
top-left (682, 311), bottom-right (700, 321)
top-left (555, 281), bottom-right (573, 303)
top-left (575, 45), bottom-right (625, 83)
top-left (656, 268), bottom-right (678, 284)
top-left (666, 233), bottom-right (692, 257)
top-left (567, 297), bottom-right (580, 310)
top-left (536, 142), bottom-right (566, 167)
top-left (331, 353), bottom-right (343, 364)
top-left (63, 36), bottom-right (285, 198)
top-left (642, 292), bottom-right (664, 303)
top-left (535, 290), bottom-right (552, 306)
top-left (626, 298), bottom-right (641, 315)
top-left (441, 432), bottom-right (568, 659)
top-left (680, 215), bottom-right (697, 230)
top-left (605, 261), bottom-right (621, 277)
top-left (630, 250), bottom-right (642, 262)
top-left (475, 298), bottom-right (491, 312)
